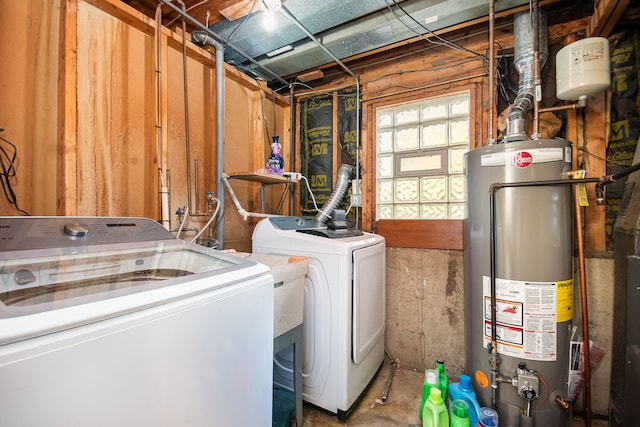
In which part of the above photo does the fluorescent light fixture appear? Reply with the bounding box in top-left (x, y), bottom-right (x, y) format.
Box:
top-left (266, 44), bottom-right (293, 57)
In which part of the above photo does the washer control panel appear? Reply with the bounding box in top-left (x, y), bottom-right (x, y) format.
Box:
top-left (0, 217), bottom-right (176, 252)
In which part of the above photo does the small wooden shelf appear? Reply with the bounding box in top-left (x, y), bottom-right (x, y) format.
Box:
top-left (226, 171), bottom-right (298, 184)
top-left (224, 171), bottom-right (297, 214)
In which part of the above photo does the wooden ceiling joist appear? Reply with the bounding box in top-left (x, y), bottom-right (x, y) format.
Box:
top-left (588, 0), bottom-right (630, 37)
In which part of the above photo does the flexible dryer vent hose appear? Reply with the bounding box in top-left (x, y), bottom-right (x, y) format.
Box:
top-left (315, 164), bottom-right (354, 223)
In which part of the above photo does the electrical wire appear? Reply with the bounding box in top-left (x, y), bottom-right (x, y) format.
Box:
top-left (224, 0), bottom-right (259, 45)
top-left (300, 175), bottom-right (321, 212)
top-left (260, 88), bottom-right (272, 145)
top-left (384, 0), bottom-right (487, 69)
top-left (494, 44), bottom-right (518, 104)
top-left (0, 135), bottom-right (29, 216)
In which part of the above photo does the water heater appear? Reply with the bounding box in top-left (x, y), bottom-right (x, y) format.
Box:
top-left (464, 139), bottom-right (574, 426)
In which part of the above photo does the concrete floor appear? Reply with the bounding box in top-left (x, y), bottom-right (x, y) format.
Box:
top-left (300, 362), bottom-right (608, 427)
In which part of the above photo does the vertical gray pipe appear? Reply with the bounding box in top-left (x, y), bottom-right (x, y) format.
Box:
top-left (215, 44), bottom-right (225, 248)
top-left (289, 84), bottom-right (295, 216)
top-left (190, 31), bottom-right (225, 247)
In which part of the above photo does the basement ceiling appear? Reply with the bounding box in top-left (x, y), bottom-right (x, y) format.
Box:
top-left (124, 0), bottom-right (596, 86)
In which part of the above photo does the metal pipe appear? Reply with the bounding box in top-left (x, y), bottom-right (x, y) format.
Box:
top-left (532, 0), bottom-right (541, 139)
top-left (289, 83), bottom-right (295, 216)
top-left (487, 0), bottom-right (496, 145)
top-left (215, 40), bottom-right (225, 248)
top-left (539, 95), bottom-right (587, 113)
top-left (194, 159), bottom-right (200, 214)
top-left (155, 4), bottom-right (163, 175)
top-left (155, 4), bottom-right (170, 229)
top-left (166, 169), bottom-right (171, 228)
top-left (555, 395), bottom-right (570, 409)
top-left (160, 0), bottom-right (289, 87)
top-left (379, 348), bottom-right (398, 404)
top-left (574, 183), bottom-right (592, 427)
top-left (157, 1), bottom-right (228, 245)
top-left (174, 0), bottom-right (201, 217)
top-left (504, 6), bottom-right (547, 143)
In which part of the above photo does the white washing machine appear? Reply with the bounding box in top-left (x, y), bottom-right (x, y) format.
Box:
top-left (252, 216), bottom-right (386, 419)
top-left (0, 216), bottom-right (274, 427)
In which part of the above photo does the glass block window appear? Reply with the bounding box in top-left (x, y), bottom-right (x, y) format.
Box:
top-left (375, 92), bottom-right (470, 220)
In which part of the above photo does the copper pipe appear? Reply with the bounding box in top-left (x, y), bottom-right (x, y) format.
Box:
top-left (574, 185), bottom-right (592, 427)
top-left (532, 50), bottom-right (541, 138)
top-left (532, 0), bottom-right (541, 138)
top-left (539, 96), bottom-right (588, 113)
top-left (487, 0), bottom-right (496, 144)
top-left (555, 395), bottom-right (570, 410)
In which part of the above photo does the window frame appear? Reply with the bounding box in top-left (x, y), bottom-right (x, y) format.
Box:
top-left (362, 81), bottom-right (484, 249)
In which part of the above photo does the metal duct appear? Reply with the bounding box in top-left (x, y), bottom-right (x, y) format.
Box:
top-left (315, 164), bottom-right (354, 223)
top-left (503, 8), bottom-right (548, 143)
top-left (209, 0), bottom-right (532, 82)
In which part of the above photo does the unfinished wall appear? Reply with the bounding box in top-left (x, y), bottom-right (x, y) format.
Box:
top-left (0, 0), bottom-right (290, 250)
top-left (76, 1), bottom-right (156, 216)
top-left (0, 1), bottom-right (61, 216)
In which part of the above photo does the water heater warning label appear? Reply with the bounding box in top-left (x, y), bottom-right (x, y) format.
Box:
top-left (482, 276), bottom-right (571, 361)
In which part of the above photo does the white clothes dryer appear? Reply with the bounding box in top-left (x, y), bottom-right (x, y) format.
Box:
top-left (252, 216), bottom-right (386, 419)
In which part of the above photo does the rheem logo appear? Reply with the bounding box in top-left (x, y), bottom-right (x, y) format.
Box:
top-left (513, 151), bottom-right (533, 168)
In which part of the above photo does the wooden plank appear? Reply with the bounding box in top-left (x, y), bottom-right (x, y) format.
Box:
top-left (377, 219), bottom-right (464, 250)
top-left (219, 0), bottom-right (256, 21)
top-left (58, 0), bottom-right (79, 215)
top-left (583, 92), bottom-right (608, 251)
top-left (83, 0), bottom-right (157, 35)
top-left (588, 0), bottom-right (630, 37)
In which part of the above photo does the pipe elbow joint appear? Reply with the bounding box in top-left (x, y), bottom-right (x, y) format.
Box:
top-left (238, 208), bottom-right (249, 221)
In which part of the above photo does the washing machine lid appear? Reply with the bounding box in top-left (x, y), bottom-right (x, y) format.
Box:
top-left (0, 217), bottom-right (266, 320)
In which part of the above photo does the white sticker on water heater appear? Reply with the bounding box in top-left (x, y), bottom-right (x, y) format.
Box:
top-left (482, 276), bottom-right (560, 361)
top-left (480, 147), bottom-right (566, 167)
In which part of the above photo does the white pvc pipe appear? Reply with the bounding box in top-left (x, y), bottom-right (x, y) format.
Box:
top-left (221, 174), bottom-right (279, 221)
top-left (160, 186), bottom-right (170, 230)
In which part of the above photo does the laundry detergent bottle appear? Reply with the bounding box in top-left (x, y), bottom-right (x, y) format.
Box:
top-left (447, 374), bottom-right (481, 427)
top-left (450, 399), bottom-right (471, 427)
top-left (435, 359), bottom-right (448, 401)
top-left (419, 369), bottom-right (439, 421)
top-left (422, 388), bottom-right (449, 427)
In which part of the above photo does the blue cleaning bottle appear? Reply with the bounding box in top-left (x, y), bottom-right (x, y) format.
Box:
top-left (447, 374), bottom-right (481, 427)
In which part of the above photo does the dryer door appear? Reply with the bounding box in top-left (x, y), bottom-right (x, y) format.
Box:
top-left (352, 242), bottom-right (385, 364)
